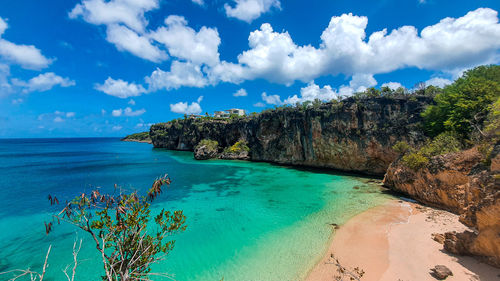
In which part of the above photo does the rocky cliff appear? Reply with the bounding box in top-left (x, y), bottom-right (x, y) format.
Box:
top-left (150, 96), bottom-right (432, 175)
top-left (383, 143), bottom-right (500, 266)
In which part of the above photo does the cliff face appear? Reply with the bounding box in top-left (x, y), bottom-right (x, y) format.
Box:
top-left (150, 96), bottom-right (432, 175)
top-left (383, 143), bottom-right (500, 266)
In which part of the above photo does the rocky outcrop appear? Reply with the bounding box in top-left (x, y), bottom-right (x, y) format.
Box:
top-left (384, 143), bottom-right (500, 267)
top-left (150, 96), bottom-right (432, 175)
top-left (193, 141), bottom-right (219, 160)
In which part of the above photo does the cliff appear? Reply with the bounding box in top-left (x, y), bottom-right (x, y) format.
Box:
top-left (383, 143), bottom-right (500, 266)
top-left (150, 96), bottom-right (432, 175)
top-left (121, 132), bottom-right (152, 144)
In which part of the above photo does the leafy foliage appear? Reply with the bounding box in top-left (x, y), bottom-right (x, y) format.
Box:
top-left (196, 139), bottom-right (219, 151)
top-left (224, 140), bottom-right (250, 154)
top-left (122, 132), bottom-right (150, 142)
top-left (392, 141), bottom-right (411, 155)
top-left (47, 175), bottom-right (186, 281)
top-left (422, 65), bottom-right (500, 139)
top-left (401, 152), bottom-right (429, 171)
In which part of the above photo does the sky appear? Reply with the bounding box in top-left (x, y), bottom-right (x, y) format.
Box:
top-left (0, 0), bottom-right (500, 138)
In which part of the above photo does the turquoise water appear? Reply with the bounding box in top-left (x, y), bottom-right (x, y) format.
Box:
top-left (0, 138), bottom-right (388, 281)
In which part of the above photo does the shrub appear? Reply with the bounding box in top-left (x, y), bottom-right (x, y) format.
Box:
top-left (419, 132), bottom-right (462, 158)
top-left (225, 140), bottom-right (250, 154)
top-left (402, 152), bottom-right (429, 171)
top-left (196, 139), bottom-right (219, 151)
top-left (392, 141), bottom-right (411, 155)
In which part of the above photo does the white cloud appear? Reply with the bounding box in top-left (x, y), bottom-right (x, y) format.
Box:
top-left (224, 0), bottom-right (281, 23)
top-left (209, 8), bottom-right (500, 86)
top-left (11, 98), bottom-right (23, 104)
top-left (170, 96), bottom-right (203, 115)
top-left (128, 99), bottom-right (136, 105)
top-left (145, 61), bottom-right (208, 91)
top-left (111, 107), bottom-right (145, 117)
top-left (233, 88), bottom-right (248, 97)
top-left (261, 92), bottom-right (282, 105)
top-left (151, 16), bottom-right (220, 66)
top-left (284, 82), bottom-right (337, 104)
top-left (0, 17), bottom-right (52, 70)
top-left (66, 112), bottom-right (76, 118)
top-left (425, 77), bottom-right (453, 88)
top-left (253, 102), bottom-right (265, 107)
top-left (112, 125), bottom-right (123, 131)
top-left (112, 109), bottom-right (123, 117)
top-left (69, 0), bottom-right (159, 33)
top-left (12, 72), bottom-right (75, 93)
top-left (95, 77), bottom-right (146, 98)
top-left (106, 24), bottom-right (167, 62)
top-left (54, 116), bottom-right (64, 123)
top-left (191, 0), bottom-right (204, 6)
top-left (381, 82), bottom-right (403, 90)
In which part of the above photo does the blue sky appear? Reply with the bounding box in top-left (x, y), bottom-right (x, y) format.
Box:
top-left (0, 0), bottom-right (500, 138)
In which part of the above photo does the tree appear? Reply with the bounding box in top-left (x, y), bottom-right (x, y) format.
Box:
top-left (46, 175), bottom-right (186, 281)
top-left (422, 65), bottom-right (500, 139)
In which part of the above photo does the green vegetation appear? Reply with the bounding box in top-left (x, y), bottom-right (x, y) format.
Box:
top-left (46, 176), bottom-right (186, 281)
top-left (392, 141), bottom-right (411, 155)
top-left (122, 132), bottom-right (150, 142)
top-left (224, 140), bottom-right (250, 154)
top-left (422, 65), bottom-right (500, 139)
top-left (196, 139), bottom-right (219, 151)
top-left (401, 152), bottom-right (429, 171)
top-left (396, 132), bottom-right (462, 171)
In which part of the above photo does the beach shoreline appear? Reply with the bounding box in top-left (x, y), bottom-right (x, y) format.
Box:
top-left (305, 199), bottom-right (500, 281)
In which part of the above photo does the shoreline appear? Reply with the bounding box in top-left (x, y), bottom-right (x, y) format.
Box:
top-left (305, 199), bottom-right (500, 281)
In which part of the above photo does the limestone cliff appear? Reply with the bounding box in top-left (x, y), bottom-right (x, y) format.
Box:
top-left (150, 96), bottom-right (432, 175)
top-left (383, 143), bottom-right (500, 266)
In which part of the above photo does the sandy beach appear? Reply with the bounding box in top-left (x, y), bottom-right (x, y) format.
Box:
top-left (306, 199), bottom-right (500, 281)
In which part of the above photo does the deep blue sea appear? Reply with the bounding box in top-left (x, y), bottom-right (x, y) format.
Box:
top-left (0, 138), bottom-right (388, 281)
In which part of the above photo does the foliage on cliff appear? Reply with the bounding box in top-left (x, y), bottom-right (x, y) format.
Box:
top-left (422, 65), bottom-right (500, 140)
top-left (224, 140), bottom-right (250, 154)
top-left (121, 132), bottom-right (151, 143)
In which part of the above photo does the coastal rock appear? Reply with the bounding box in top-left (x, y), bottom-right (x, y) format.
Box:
top-left (430, 265), bottom-right (453, 280)
top-left (432, 233), bottom-right (445, 244)
top-left (194, 144), bottom-right (218, 160)
top-left (384, 142), bottom-right (500, 267)
top-left (150, 96), bottom-right (432, 176)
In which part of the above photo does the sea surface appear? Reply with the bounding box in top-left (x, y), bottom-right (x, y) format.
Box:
top-left (0, 138), bottom-right (389, 281)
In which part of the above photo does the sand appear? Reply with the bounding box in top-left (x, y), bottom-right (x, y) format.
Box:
top-left (305, 199), bottom-right (500, 281)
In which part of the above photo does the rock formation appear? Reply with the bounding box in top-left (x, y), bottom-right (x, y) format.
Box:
top-left (384, 143), bottom-right (500, 267)
top-left (150, 96), bottom-right (432, 175)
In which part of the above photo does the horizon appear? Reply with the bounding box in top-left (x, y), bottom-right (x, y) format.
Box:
top-left (1, 0), bottom-right (500, 138)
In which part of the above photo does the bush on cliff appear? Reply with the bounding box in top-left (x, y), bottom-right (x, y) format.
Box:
top-left (422, 65), bottom-right (500, 140)
top-left (402, 152), bottom-right (429, 170)
top-left (225, 140), bottom-right (250, 154)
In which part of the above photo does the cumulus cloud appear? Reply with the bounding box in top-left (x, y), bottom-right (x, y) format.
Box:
top-left (12, 72), bottom-right (75, 93)
top-left (145, 61), bottom-right (208, 91)
top-left (253, 102), bottom-right (265, 107)
top-left (128, 99), bottom-right (136, 105)
top-left (224, 0), bottom-right (281, 23)
top-left (38, 111), bottom-right (76, 123)
top-left (95, 77), bottom-right (146, 98)
top-left (106, 24), bottom-right (166, 62)
top-left (209, 8), bottom-right (500, 85)
top-left (425, 77), bottom-right (453, 88)
top-left (170, 96), bottom-right (203, 115)
top-left (112, 125), bottom-right (123, 131)
top-left (261, 92), bottom-right (282, 105)
top-left (284, 82), bottom-right (337, 104)
top-left (381, 82), bottom-right (403, 90)
top-left (150, 15), bottom-right (221, 66)
top-left (69, 0), bottom-right (158, 33)
top-left (111, 107), bottom-right (146, 117)
top-left (233, 88), bottom-right (248, 97)
top-left (0, 17), bottom-right (52, 70)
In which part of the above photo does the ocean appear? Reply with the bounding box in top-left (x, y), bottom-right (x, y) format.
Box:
top-left (0, 138), bottom-right (389, 281)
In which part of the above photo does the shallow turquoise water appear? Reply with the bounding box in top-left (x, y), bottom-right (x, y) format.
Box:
top-left (0, 138), bottom-right (388, 281)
